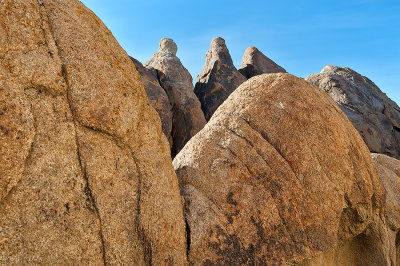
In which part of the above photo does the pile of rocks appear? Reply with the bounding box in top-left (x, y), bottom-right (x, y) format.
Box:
top-left (1, 1), bottom-right (399, 265)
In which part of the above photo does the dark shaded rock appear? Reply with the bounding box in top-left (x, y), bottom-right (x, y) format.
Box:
top-left (238, 46), bottom-right (286, 79)
top-left (0, 1), bottom-right (186, 264)
top-left (194, 37), bottom-right (246, 121)
top-left (174, 73), bottom-right (384, 265)
top-left (306, 65), bottom-right (400, 159)
top-left (130, 57), bottom-right (172, 144)
top-left (145, 38), bottom-right (206, 157)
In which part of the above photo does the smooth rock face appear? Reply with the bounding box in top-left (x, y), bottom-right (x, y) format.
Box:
top-left (145, 38), bottom-right (206, 157)
top-left (372, 153), bottom-right (400, 265)
top-left (238, 46), bottom-right (286, 79)
top-left (174, 73), bottom-right (384, 265)
top-left (194, 37), bottom-right (246, 121)
top-left (0, 1), bottom-right (186, 265)
top-left (306, 65), bottom-right (400, 159)
top-left (130, 57), bottom-right (173, 144)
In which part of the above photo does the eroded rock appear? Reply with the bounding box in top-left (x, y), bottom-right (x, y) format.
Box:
top-left (306, 65), bottom-right (400, 159)
top-left (130, 57), bottom-right (172, 144)
top-left (238, 46), bottom-right (286, 79)
top-left (145, 38), bottom-right (206, 157)
top-left (174, 73), bottom-right (384, 265)
top-left (194, 37), bottom-right (246, 121)
top-left (0, 1), bottom-right (186, 264)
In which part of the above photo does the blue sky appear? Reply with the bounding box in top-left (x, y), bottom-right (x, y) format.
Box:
top-left (80, 0), bottom-right (400, 104)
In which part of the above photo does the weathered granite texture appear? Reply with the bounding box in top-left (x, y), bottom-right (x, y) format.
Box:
top-left (0, 1), bottom-right (186, 264)
top-left (306, 65), bottom-right (400, 160)
top-left (174, 73), bottom-right (385, 265)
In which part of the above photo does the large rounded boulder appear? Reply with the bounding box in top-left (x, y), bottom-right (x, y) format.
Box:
top-left (306, 65), bottom-right (400, 160)
top-left (174, 73), bottom-right (385, 265)
top-left (0, 0), bottom-right (186, 264)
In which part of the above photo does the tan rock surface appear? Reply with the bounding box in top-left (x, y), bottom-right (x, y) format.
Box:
top-left (194, 37), bottom-right (246, 121)
top-left (174, 73), bottom-right (385, 265)
top-left (0, 0), bottom-right (186, 264)
top-left (239, 46), bottom-right (286, 79)
top-left (145, 38), bottom-right (206, 157)
top-left (130, 57), bottom-right (173, 145)
top-left (306, 65), bottom-right (400, 159)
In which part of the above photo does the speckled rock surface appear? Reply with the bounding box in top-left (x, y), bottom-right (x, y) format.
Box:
top-left (238, 46), bottom-right (286, 79)
top-left (194, 37), bottom-right (246, 121)
top-left (174, 73), bottom-right (384, 265)
top-left (372, 153), bottom-right (400, 265)
top-left (306, 65), bottom-right (400, 160)
top-left (145, 38), bottom-right (206, 157)
top-left (0, 0), bottom-right (186, 264)
top-left (130, 57), bottom-right (172, 144)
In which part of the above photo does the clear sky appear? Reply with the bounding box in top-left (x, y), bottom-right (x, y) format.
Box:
top-left (80, 0), bottom-right (399, 104)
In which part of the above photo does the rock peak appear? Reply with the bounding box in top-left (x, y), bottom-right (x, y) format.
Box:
top-left (159, 38), bottom-right (177, 55)
top-left (210, 37), bottom-right (230, 58)
top-left (239, 46), bottom-right (286, 79)
top-left (245, 46), bottom-right (258, 53)
top-left (194, 37), bottom-right (246, 120)
top-left (211, 37), bottom-right (226, 49)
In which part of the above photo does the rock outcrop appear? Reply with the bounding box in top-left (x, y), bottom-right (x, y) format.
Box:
top-left (145, 38), bottom-right (206, 157)
top-left (372, 153), bottom-right (400, 265)
top-left (174, 73), bottom-right (385, 265)
top-left (194, 37), bottom-right (246, 121)
top-left (0, 0), bottom-right (186, 264)
top-left (306, 65), bottom-right (400, 159)
top-left (238, 46), bottom-right (286, 79)
top-left (130, 57), bottom-right (172, 144)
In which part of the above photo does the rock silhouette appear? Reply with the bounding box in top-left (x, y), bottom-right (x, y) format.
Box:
top-left (239, 46), bottom-right (286, 79)
top-left (145, 38), bottom-right (206, 157)
top-left (194, 37), bottom-right (246, 121)
top-left (130, 57), bottom-right (173, 144)
top-left (174, 73), bottom-right (385, 265)
top-left (306, 65), bottom-right (400, 160)
top-left (0, 0), bottom-right (186, 264)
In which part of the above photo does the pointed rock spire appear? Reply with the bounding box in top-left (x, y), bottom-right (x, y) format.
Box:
top-left (238, 46), bottom-right (286, 79)
top-left (145, 38), bottom-right (206, 157)
top-left (194, 37), bottom-right (246, 121)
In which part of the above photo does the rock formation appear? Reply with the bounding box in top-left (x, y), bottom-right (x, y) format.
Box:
top-left (0, 0), bottom-right (186, 264)
top-left (130, 57), bottom-right (172, 144)
top-left (194, 37), bottom-right (246, 121)
top-left (372, 153), bottom-right (400, 265)
top-left (145, 38), bottom-right (206, 157)
top-left (238, 46), bottom-right (286, 79)
top-left (306, 65), bottom-right (400, 160)
top-left (174, 73), bottom-right (385, 265)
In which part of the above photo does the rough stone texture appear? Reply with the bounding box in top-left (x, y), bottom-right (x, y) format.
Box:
top-left (194, 37), bottom-right (246, 121)
top-left (145, 38), bottom-right (206, 157)
top-left (174, 73), bottom-right (385, 265)
top-left (0, 1), bottom-right (186, 265)
top-left (372, 153), bottom-right (400, 265)
top-left (306, 65), bottom-right (400, 160)
top-left (130, 57), bottom-right (173, 144)
top-left (238, 46), bottom-right (286, 79)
